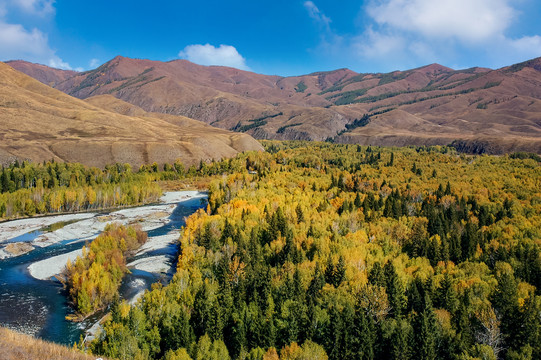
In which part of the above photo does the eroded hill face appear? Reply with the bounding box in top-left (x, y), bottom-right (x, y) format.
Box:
top-left (9, 57), bottom-right (541, 154)
top-left (0, 62), bottom-right (263, 168)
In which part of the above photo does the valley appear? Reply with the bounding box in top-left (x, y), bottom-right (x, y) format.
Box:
top-left (1, 49), bottom-right (540, 360)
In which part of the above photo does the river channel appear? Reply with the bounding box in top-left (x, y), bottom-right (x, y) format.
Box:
top-left (0, 191), bottom-right (206, 346)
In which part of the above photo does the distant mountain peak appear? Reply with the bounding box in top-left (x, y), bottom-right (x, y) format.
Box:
top-left (416, 63), bottom-right (454, 73)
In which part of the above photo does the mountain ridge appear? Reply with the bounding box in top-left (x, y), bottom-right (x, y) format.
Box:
top-left (8, 56), bottom-right (541, 154)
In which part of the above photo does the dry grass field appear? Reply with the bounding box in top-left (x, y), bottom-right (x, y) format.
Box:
top-left (0, 327), bottom-right (102, 360)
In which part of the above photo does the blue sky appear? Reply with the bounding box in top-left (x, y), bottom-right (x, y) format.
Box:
top-left (1, 0), bottom-right (540, 76)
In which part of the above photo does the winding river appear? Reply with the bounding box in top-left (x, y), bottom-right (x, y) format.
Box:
top-left (0, 191), bottom-right (206, 346)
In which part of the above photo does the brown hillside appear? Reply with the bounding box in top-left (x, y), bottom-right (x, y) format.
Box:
top-left (10, 56), bottom-right (541, 153)
top-left (0, 327), bottom-right (100, 360)
top-left (0, 62), bottom-right (263, 168)
top-left (6, 60), bottom-right (78, 87)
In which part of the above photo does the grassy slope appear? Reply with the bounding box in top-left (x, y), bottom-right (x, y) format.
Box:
top-left (0, 327), bottom-right (101, 360)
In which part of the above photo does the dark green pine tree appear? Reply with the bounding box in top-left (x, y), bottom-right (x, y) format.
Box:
top-left (368, 262), bottom-right (386, 288)
top-left (352, 307), bottom-right (375, 360)
top-left (437, 273), bottom-right (458, 314)
top-left (384, 196), bottom-right (394, 218)
top-left (228, 305), bottom-right (247, 358)
top-left (191, 282), bottom-right (215, 337)
top-left (384, 261), bottom-right (406, 317)
top-left (295, 204), bottom-right (305, 223)
top-left (354, 192), bottom-right (362, 208)
top-left (444, 181), bottom-right (452, 195)
top-left (452, 303), bottom-right (472, 355)
top-left (308, 262), bottom-right (326, 302)
top-left (325, 256), bottom-right (335, 285)
top-left (246, 300), bottom-right (265, 350)
top-left (333, 255), bottom-right (346, 287)
top-left (261, 293), bottom-right (276, 349)
top-left (448, 231), bottom-right (462, 263)
top-left (327, 305), bottom-right (346, 360)
top-left (292, 268), bottom-right (304, 300)
top-left (0, 168), bottom-right (8, 193)
top-left (461, 221), bottom-right (478, 260)
top-left (387, 152), bottom-right (395, 166)
top-left (514, 293), bottom-right (541, 358)
top-left (221, 218), bottom-right (234, 242)
top-left (491, 269), bottom-right (520, 351)
top-left (161, 306), bottom-right (195, 352)
top-left (391, 319), bottom-right (413, 360)
top-left (271, 206), bottom-right (287, 238)
top-left (341, 302), bottom-right (357, 360)
top-left (198, 222), bottom-right (213, 250)
top-left (415, 295), bottom-right (438, 360)
top-left (110, 294), bottom-right (122, 323)
top-left (392, 198), bottom-right (402, 219)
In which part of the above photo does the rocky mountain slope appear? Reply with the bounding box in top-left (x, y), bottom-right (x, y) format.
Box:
top-left (9, 57), bottom-right (541, 154)
top-left (0, 62), bottom-right (263, 167)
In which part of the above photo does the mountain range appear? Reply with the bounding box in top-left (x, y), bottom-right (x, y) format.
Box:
top-left (0, 61), bottom-right (263, 167)
top-left (5, 56), bottom-right (541, 157)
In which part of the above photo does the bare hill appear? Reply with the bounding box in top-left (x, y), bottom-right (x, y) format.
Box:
top-left (10, 56), bottom-right (541, 153)
top-left (0, 62), bottom-right (263, 167)
top-left (6, 60), bottom-right (78, 87)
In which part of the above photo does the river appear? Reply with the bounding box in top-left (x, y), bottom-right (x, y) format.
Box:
top-left (0, 191), bottom-right (206, 346)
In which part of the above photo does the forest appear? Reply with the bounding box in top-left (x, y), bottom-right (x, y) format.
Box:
top-left (62, 223), bottom-right (148, 318)
top-left (0, 161), bottom-right (161, 219)
top-left (0, 157), bottom-right (244, 220)
top-left (85, 142), bottom-right (540, 360)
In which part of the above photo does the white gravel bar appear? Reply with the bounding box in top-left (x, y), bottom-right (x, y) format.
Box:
top-left (127, 255), bottom-right (171, 274)
top-left (22, 191), bottom-right (205, 281)
top-left (0, 213), bottom-right (97, 244)
top-left (27, 248), bottom-right (83, 280)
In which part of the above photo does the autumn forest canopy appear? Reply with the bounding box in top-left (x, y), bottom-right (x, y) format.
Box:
top-left (1, 141), bottom-right (539, 359)
top-left (67, 141), bottom-right (539, 360)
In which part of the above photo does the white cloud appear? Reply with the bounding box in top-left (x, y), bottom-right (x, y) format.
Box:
top-left (178, 44), bottom-right (249, 70)
top-left (507, 35), bottom-right (541, 54)
top-left (367, 0), bottom-right (515, 43)
top-left (359, 0), bottom-right (541, 68)
top-left (302, 0), bottom-right (540, 71)
top-left (89, 58), bottom-right (100, 68)
top-left (497, 35), bottom-right (541, 64)
top-left (0, 20), bottom-right (73, 69)
top-left (0, 1), bottom-right (76, 69)
top-left (0, 21), bottom-right (50, 57)
top-left (304, 1), bottom-right (331, 28)
top-left (48, 56), bottom-right (72, 70)
top-left (354, 27), bottom-right (405, 58)
top-left (11, 0), bottom-right (55, 16)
